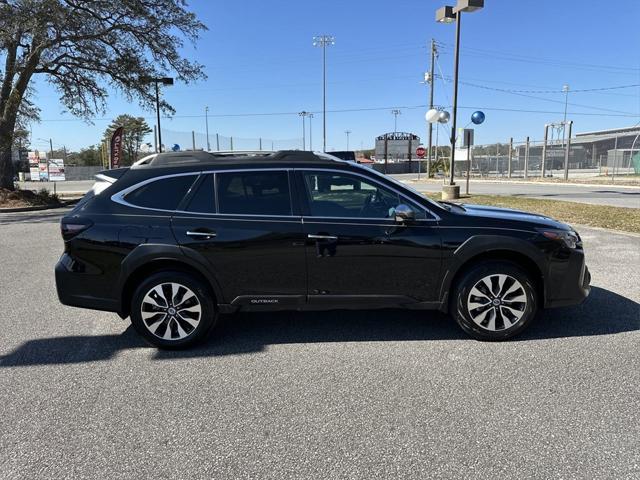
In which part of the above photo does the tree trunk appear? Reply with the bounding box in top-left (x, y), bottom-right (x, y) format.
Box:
top-left (0, 124), bottom-right (15, 190)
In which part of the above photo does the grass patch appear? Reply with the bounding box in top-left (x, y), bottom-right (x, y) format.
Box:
top-left (424, 192), bottom-right (640, 234)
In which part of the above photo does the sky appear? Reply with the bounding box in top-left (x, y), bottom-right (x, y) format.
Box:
top-left (28, 0), bottom-right (640, 153)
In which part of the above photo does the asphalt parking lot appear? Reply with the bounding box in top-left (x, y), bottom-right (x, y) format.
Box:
top-left (1, 209), bottom-right (639, 479)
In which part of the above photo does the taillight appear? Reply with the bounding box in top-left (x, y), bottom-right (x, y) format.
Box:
top-left (60, 217), bottom-right (93, 240)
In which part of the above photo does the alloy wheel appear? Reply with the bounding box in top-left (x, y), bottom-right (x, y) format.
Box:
top-left (466, 274), bottom-right (527, 331)
top-left (140, 282), bottom-right (202, 340)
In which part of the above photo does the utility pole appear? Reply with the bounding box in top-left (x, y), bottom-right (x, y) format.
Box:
top-left (205, 106), bottom-right (211, 151)
top-left (427, 38), bottom-right (437, 178)
top-left (313, 35), bottom-right (335, 152)
top-left (345, 130), bottom-right (351, 150)
top-left (391, 109), bottom-right (401, 133)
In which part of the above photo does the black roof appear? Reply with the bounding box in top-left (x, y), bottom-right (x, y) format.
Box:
top-left (132, 150), bottom-right (346, 169)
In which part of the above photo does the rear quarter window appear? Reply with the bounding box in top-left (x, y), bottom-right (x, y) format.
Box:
top-left (124, 175), bottom-right (197, 211)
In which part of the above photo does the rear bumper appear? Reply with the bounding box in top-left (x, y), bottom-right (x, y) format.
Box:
top-left (544, 249), bottom-right (591, 308)
top-left (55, 254), bottom-right (121, 313)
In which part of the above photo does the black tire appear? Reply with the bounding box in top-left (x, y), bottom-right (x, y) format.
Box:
top-left (452, 261), bottom-right (538, 341)
top-left (130, 270), bottom-right (217, 349)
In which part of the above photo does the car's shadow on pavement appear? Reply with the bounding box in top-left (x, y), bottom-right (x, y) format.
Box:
top-left (1, 287), bottom-right (638, 367)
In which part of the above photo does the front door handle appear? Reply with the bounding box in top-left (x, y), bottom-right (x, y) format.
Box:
top-left (186, 230), bottom-right (217, 239)
top-left (308, 234), bottom-right (338, 241)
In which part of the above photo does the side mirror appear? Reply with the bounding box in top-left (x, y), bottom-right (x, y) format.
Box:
top-left (394, 204), bottom-right (415, 223)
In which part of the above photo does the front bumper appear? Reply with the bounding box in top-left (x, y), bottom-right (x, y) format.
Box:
top-left (544, 249), bottom-right (591, 308)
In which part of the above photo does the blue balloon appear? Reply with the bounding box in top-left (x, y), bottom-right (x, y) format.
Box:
top-left (471, 111), bottom-right (485, 125)
top-left (172, 144), bottom-right (180, 152)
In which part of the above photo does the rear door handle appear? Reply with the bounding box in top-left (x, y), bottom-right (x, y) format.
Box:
top-left (186, 230), bottom-right (217, 239)
top-left (308, 234), bottom-right (338, 241)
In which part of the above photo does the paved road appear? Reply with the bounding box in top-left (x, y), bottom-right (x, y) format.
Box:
top-left (392, 175), bottom-right (640, 209)
top-left (1, 209), bottom-right (639, 479)
top-left (19, 177), bottom-right (640, 208)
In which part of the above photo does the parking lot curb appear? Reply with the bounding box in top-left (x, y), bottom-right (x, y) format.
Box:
top-left (0, 198), bottom-right (80, 214)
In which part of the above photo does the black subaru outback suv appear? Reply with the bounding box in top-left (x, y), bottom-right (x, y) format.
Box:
top-left (56, 150), bottom-right (590, 348)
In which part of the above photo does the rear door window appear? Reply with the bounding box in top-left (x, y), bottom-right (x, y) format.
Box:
top-left (125, 175), bottom-right (197, 211)
top-left (185, 174), bottom-right (215, 213)
top-left (217, 171), bottom-right (291, 216)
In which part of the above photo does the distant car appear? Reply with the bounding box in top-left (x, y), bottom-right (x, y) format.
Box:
top-left (56, 150), bottom-right (590, 348)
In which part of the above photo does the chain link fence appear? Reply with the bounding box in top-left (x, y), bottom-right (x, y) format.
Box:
top-left (159, 129), bottom-right (303, 153)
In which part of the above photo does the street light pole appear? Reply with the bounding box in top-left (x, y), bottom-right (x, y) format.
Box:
top-left (308, 113), bottom-right (314, 151)
top-left (299, 111), bottom-right (308, 150)
top-left (145, 77), bottom-right (174, 153)
top-left (313, 35), bottom-right (335, 152)
top-left (448, 12), bottom-right (462, 187)
top-left (436, 0), bottom-right (484, 198)
top-left (205, 106), bottom-right (211, 151)
top-left (154, 81), bottom-right (162, 153)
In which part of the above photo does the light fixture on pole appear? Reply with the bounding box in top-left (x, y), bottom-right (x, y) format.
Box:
top-left (313, 35), bottom-right (335, 152)
top-left (435, 0), bottom-right (484, 199)
top-left (299, 111), bottom-right (309, 150)
top-left (205, 106), bottom-right (211, 151)
top-left (345, 130), bottom-right (352, 150)
top-left (142, 76), bottom-right (174, 153)
top-left (391, 109), bottom-right (401, 133)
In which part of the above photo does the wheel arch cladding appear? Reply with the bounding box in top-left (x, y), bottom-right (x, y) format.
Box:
top-left (118, 245), bottom-right (222, 318)
top-left (440, 235), bottom-right (546, 311)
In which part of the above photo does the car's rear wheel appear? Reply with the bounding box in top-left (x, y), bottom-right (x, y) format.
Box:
top-left (452, 261), bottom-right (538, 341)
top-left (130, 271), bottom-right (217, 349)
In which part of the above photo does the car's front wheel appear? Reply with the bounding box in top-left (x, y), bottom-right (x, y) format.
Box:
top-left (130, 271), bottom-right (217, 349)
top-left (452, 261), bottom-right (538, 341)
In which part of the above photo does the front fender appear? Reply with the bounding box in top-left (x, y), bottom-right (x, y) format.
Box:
top-left (438, 234), bottom-right (547, 309)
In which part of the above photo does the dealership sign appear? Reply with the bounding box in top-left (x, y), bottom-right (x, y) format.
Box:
top-left (49, 159), bottom-right (65, 182)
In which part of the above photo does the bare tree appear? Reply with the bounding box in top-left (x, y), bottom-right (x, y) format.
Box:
top-left (0, 0), bottom-right (206, 189)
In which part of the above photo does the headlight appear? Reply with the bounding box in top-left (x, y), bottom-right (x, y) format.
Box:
top-left (539, 229), bottom-right (580, 249)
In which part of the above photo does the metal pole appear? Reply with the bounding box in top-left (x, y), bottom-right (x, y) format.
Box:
top-left (427, 39), bottom-right (436, 179)
top-left (563, 121), bottom-right (573, 181)
top-left (612, 134), bottom-right (618, 182)
top-left (309, 114), bottom-right (313, 151)
top-left (562, 85), bottom-right (569, 150)
top-left (345, 130), bottom-right (351, 150)
top-left (155, 81), bottom-right (163, 153)
top-left (153, 125), bottom-right (158, 153)
top-left (48, 138), bottom-right (53, 181)
top-left (496, 143), bottom-right (500, 178)
top-left (259, 138), bottom-right (262, 151)
top-left (216, 133), bottom-right (220, 151)
top-left (192, 131), bottom-right (196, 151)
top-left (541, 125), bottom-right (549, 178)
top-left (508, 137), bottom-right (513, 178)
top-left (466, 143), bottom-right (470, 195)
top-left (384, 136), bottom-right (388, 174)
top-left (448, 11), bottom-right (462, 186)
top-left (230, 136), bottom-right (234, 151)
top-left (524, 136), bottom-right (530, 180)
top-left (323, 41), bottom-right (327, 152)
top-left (302, 114), bottom-right (306, 150)
top-left (205, 106), bottom-right (210, 151)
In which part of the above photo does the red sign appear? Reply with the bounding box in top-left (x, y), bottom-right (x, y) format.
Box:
top-left (110, 127), bottom-right (124, 169)
top-left (416, 146), bottom-right (426, 158)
